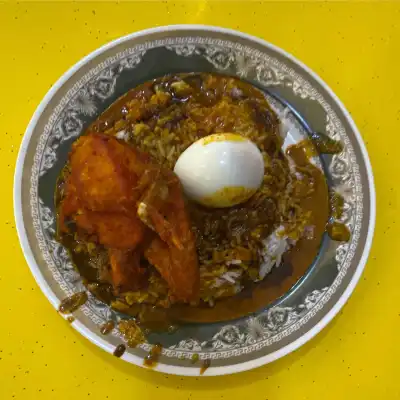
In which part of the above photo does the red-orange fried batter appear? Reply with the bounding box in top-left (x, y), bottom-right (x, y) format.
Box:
top-left (59, 133), bottom-right (199, 302)
top-left (74, 212), bottom-right (145, 250)
top-left (66, 132), bottom-right (151, 214)
top-left (141, 171), bottom-right (199, 301)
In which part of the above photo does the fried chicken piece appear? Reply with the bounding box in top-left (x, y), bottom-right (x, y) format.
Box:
top-left (145, 237), bottom-right (198, 303)
top-left (60, 133), bottom-right (149, 249)
top-left (109, 249), bottom-right (148, 293)
top-left (141, 170), bottom-right (199, 302)
top-left (67, 133), bottom-right (151, 214)
top-left (74, 211), bottom-right (146, 250)
top-left (60, 133), bottom-right (199, 302)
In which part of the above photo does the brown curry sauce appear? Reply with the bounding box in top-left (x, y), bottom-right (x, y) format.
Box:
top-left (113, 344), bottom-right (126, 358)
top-left (58, 292), bottom-right (88, 314)
top-left (143, 343), bottom-right (163, 368)
top-left (56, 73), bottom-right (348, 329)
top-left (200, 359), bottom-right (211, 375)
top-left (100, 320), bottom-right (115, 335)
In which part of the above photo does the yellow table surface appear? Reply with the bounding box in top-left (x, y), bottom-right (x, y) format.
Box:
top-left (1, 1), bottom-right (398, 398)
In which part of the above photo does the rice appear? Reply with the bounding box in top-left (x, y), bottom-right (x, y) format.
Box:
top-left (258, 228), bottom-right (290, 280)
top-left (115, 129), bottom-right (129, 141)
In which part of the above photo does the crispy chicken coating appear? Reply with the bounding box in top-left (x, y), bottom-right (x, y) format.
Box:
top-left (59, 133), bottom-right (199, 302)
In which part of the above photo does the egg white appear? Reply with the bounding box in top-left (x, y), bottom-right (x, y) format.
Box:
top-left (174, 135), bottom-right (264, 207)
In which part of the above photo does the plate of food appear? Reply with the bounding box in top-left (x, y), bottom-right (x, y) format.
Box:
top-left (14, 25), bottom-right (375, 376)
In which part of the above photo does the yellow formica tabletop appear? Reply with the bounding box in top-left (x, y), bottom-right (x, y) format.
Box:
top-left (1, 1), bottom-right (398, 399)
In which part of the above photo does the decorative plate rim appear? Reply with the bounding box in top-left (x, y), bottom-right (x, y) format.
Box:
top-left (13, 25), bottom-right (376, 376)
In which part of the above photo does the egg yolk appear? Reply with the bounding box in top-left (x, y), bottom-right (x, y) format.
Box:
top-left (199, 186), bottom-right (257, 208)
top-left (201, 133), bottom-right (246, 146)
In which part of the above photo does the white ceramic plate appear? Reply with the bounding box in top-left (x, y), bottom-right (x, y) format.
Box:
top-left (14, 25), bottom-right (375, 376)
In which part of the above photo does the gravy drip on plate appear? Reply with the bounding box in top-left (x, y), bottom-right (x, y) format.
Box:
top-left (143, 343), bottom-right (163, 368)
top-left (58, 292), bottom-right (88, 314)
top-left (113, 344), bottom-right (126, 358)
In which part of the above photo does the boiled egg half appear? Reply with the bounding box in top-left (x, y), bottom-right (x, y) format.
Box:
top-left (174, 133), bottom-right (264, 208)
